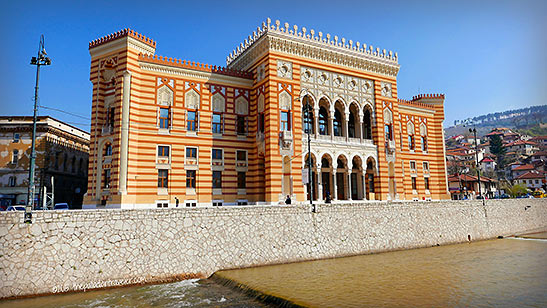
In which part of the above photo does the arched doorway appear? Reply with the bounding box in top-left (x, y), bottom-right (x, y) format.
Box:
top-left (365, 158), bottom-right (377, 200)
top-left (363, 107), bottom-right (372, 140)
top-left (336, 155), bottom-right (349, 200)
top-left (320, 154), bottom-right (333, 200)
top-left (304, 153), bottom-right (318, 201)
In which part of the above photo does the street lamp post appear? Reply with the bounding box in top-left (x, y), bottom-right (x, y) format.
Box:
top-left (304, 104), bottom-right (315, 213)
top-left (469, 127), bottom-right (482, 199)
top-left (26, 35), bottom-right (51, 223)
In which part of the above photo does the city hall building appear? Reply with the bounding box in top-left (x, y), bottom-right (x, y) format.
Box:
top-left (83, 19), bottom-right (450, 208)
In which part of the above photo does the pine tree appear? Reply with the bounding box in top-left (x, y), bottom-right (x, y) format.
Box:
top-left (489, 134), bottom-right (506, 172)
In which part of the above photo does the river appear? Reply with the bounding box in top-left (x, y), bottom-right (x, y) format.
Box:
top-left (2, 234), bottom-right (546, 307)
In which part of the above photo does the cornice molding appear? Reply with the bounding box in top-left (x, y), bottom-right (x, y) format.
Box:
top-left (139, 62), bottom-right (254, 88)
top-left (89, 36), bottom-right (156, 59)
top-left (227, 18), bottom-right (400, 77)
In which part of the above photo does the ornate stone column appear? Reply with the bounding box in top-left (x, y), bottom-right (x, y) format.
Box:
top-left (329, 109), bottom-right (334, 141)
top-left (362, 170), bottom-right (367, 200)
top-left (347, 171), bottom-right (352, 201)
top-left (332, 170), bottom-right (337, 200)
top-left (345, 112), bottom-right (350, 142)
top-left (119, 70), bottom-right (131, 195)
top-left (314, 107), bottom-right (319, 138)
top-left (316, 163), bottom-right (323, 201)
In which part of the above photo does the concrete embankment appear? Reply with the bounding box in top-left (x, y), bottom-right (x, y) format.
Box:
top-left (0, 199), bottom-right (546, 299)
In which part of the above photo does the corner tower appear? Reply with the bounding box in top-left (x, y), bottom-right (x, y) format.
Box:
top-left (84, 30), bottom-right (156, 207)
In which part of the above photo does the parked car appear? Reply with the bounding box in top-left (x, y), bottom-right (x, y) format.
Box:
top-left (532, 191), bottom-right (545, 198)
top-left (500, 194), bottom-right (510, 199)
top-left (6, 206), bottom-right (26, 211)
top-left (54, 203), bottom-right (69, 210)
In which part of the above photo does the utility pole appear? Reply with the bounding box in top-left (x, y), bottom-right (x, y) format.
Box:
top-left (26, 35), bottom-right (51, 223)
top-left (469, 127), bottom-right (482, 199)
top-left (304, 104), bottom-right (315, 213)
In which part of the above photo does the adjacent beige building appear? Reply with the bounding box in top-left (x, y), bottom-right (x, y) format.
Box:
top-left (0, 116), bottom-right (89, 209)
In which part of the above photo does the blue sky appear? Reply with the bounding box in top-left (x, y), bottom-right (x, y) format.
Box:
top-left (1, 0), bottom-right (545, 131)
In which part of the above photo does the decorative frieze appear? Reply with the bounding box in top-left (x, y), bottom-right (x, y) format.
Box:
top-left (227, 18), bottom-right (400, 77)
top-left (381, 82), bottom-right (392, 98)
top-left (300, 66), bottom-right (375, 114)
top-left (277, 60), bottom-right (293, 79)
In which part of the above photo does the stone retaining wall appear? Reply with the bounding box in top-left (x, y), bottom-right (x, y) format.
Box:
top-left (1, 199), bottom-right (546, 299)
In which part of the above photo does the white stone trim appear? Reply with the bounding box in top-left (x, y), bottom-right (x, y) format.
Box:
top-left (140, 62), bottom-right (253, 88)
top-left (227, 19), bottom-right (399, 77)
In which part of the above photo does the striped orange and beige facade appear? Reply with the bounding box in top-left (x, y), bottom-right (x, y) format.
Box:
top-left (83, 19), bottom-right (449, 209)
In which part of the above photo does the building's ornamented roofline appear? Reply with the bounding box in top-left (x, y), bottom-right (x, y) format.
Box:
top-left (139, 54), bottom-right (253, 79)
top-left (89, 28), bottom-right (156, 49)
top-left (227, 18), bottom-right (399, 75)
top-left (411, 93), bottom-right (445, 100)
top-left (398, 94), bottom-right (444, 109)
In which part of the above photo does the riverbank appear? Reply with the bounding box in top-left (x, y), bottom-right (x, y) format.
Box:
top-left (1, 199), bottom-right (546, 299)
top-left (213, 235), bottom-right (547, 308)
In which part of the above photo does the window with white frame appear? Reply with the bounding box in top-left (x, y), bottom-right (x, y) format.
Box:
top-left (187, 110), bottom-right (197, 131)
top-left (186, 147), bottom-right (197, 159)
top-left (424, 177), bottom-right (430, 191)
top-left (158, 169), bottom-right (168, 188)
top-left (104, 143), bottom-right (112, 157)
top-left (158, 145), bottom-right (169, 158)
top-left (212, 171), bottom-right (222, 189)
top-left (420, 123), bottom-right (428, 152)
top-left (407, 121), bottom-right (415, 151)
top-left (423, 161), bottom-right (430, 173)
top-left (238, 172), bottom-right (246, 189)
top-left (103, 169), bottom-right (111, 188)
top-left (8, 176), bottom-right (16, 187)
top-left (186, 170), bottom-right (196, 188)
top-left (410, 161), bottom-right (416, 172)
top-left (11, 150), bottom-right (18, 164)
top-left (236, 150), bottom-right (247, 166)
top-left (212, 113), bottom-right (223, 134)
top-left (157, 145), bottom-right (170, 164)
top-left (212, 148), bottom-right (223, 161)
top-left (280, 110), bottom-right (291, 131)
top-left (156, 202), bottom-right (168, 208)
top-left (237, 115), bottom-right (247, 135)
top-left (185, 201), bottom-right (197, 207)
top-left (159, 107), bottom-right (170, 129)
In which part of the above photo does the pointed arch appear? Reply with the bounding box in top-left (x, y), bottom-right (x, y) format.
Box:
top-left (212, 93), bottom-right (225, 113)
top-left (157, 85), bottom-right (173, 106)
top-left (185, 89), bottom-right (200, 109)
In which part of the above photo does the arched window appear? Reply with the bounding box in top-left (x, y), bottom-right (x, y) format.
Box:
top-left (421, 123), bottom-right (428, 152)
top-left (383, 109), bottom-right (393, 141)
top-left (348, 113), bottom-right (356, 138)
top-left (334, 109), bottom-right (343, 136)
top-left (303, 102), bottom-right (314, 134)
top-left (337, 158), bottom-right (345, 169)
top-left (104, 143), bottom-right (112, 156)
top-left (363, 109), bottom-right (372, 139)
top-left (321, 158), bottom-right (330, 168)
top-left (407, 122), bottom-right (415, 151)
top-left (319, 107), bottom-right (328, 135)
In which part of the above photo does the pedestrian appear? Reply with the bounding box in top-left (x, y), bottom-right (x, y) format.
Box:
top-left (285, 195), bottom-right (291, 205)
